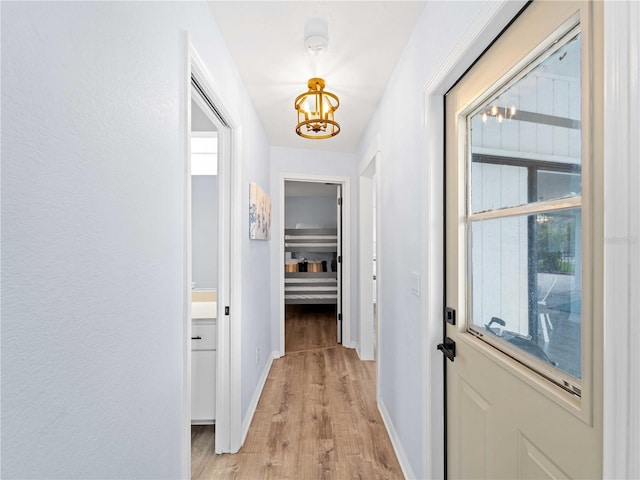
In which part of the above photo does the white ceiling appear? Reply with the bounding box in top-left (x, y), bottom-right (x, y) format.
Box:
top-left (208, 1), bottom-right (427, 153)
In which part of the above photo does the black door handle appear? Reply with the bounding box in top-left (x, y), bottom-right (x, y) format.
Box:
top-left (437, 337), bottom-right (456, 362)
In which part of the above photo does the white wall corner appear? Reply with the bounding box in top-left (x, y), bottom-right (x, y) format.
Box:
top-left (378, 399), bottom-right (417, 480)
top-left (358, 133), bottom-right (381, 175)
top-left (241, 352), bottom-right (276, 444)
top-left (602, 2), bottom-right (640, 479)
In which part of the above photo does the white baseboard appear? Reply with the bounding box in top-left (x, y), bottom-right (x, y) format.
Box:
top-left (342, 338), bottom-right (357, 350)
top-left (240, 350), bottom-right (276, 444)
top-left (378, 398), bottom-right (416, 480)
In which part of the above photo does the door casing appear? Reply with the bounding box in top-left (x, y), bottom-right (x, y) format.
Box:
top-left (278, 173), bottom-right (352, 356)
top-left (358, 137), bottom-right (381, 362)
top-left (601, 2), bottom-right (640, 478)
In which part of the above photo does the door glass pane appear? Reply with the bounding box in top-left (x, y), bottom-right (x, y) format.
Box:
top-left (470, 209), bottom-right (582, 379)
top-left (470, 33), bottom-right (581, 214)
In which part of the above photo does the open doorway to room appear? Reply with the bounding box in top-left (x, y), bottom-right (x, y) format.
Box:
top-left (190, 98), bottom-right (219, 427)
top-left (189, 90), bottom-right (221, 466)
top-left (283, 181), bottom-right (342, 353)
top-left (187, 48), bottom-right (238, 474)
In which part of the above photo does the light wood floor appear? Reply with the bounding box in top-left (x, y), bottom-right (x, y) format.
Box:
top-left (285, 304), bottom-right (338, 353)
top-left (191, 306), bottom-right (396, 479)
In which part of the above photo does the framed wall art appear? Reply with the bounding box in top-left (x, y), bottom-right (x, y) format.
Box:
top-left (249, 182), bottom-right (272, 240)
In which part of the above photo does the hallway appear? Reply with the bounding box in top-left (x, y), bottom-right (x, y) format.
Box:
top-left (191, 307), bottom-right (402, 479)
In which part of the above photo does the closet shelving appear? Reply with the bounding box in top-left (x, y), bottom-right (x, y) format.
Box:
top-left (284, 228), bottom-right (338, 305)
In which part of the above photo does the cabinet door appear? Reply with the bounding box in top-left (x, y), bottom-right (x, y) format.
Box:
top-left (191, 350), bottom-right (216, 423)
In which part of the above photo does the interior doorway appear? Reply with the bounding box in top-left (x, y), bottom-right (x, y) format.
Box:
top-left (189, 77), bottom-right (231, 456)
top-left (186, 45), bottom-right (239, 469)
top-left (189, 97), bottom-right (219, 429)
top-left (278, 174), bottom-right (351, 357)
top-left (283, 181), bottom-right (341, 352)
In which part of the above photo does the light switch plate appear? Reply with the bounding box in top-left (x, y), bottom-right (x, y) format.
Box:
top-left (411, 271), bottom-right (421, 296)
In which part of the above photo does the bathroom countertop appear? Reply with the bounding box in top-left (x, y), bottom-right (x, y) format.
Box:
top-left (192, 301), bottom-right (217, 320)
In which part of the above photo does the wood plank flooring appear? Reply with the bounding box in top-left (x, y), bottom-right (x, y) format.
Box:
top-left (285, 305), bottom-right (338, 353)
top-left (192, 306), bottom-right (398, 479)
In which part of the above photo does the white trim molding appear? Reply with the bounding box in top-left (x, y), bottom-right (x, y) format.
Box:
top-left (378, 398), bottom-right (416, 480)
top-left (182, 33), bottom-right (193, 478)
top-left (241, 351), bottom-right (276, 444)
top-left (357, 136), bottom-right (380, 361)
top-left (603, 2), bottom-right (640, 479)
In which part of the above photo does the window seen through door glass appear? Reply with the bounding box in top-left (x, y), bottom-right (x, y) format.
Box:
top-left (471, 210), bottom-right (582, 379)
top-left (468, 32), bottom-right (582, 383)
top-left (470, 34), bottom-right (581, 214)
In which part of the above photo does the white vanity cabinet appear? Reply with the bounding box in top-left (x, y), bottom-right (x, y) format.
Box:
top-left (191, 319), bottom-right (216, 424)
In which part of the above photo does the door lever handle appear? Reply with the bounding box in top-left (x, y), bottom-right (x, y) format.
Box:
top-left (191, 336), bottom-right (202, 340)
top-left (437, 337), bottom-right (456, 362)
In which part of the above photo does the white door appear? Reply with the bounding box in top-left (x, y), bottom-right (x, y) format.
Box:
top-left (442, 1), bottom-right (603, 478)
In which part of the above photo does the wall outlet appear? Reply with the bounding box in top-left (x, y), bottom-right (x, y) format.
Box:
top-left (255, 346), bottom-right (261, 365)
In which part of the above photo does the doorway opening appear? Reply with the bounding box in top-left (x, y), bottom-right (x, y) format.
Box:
top-left (190, 97), bottom-right (219, 426)
top-left (278, 174), bottom-right (351, 357)
top-left (189, 89), bottom-right (220, 468)
top-left (283, 181), bottom-right (341, 353)
top-left (186, 45), bottom-right (240, 474)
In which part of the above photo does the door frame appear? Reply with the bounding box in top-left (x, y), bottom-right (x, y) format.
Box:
top-left (602, 2), bottom-right (640, 477)
top-left (278, 173), bottom-right (352, 356)
top-left (183, 40), bottom-right (243, 470)
top-left (422, 0), bottom-right (638, 477)
top-left (357, 137), bottom-right (381, 363)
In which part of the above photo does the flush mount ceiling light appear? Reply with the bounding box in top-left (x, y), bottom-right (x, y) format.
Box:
top-left (304, 18), bottom-right (329, 56)
top-left (295, 77), bottom-right (340, 139)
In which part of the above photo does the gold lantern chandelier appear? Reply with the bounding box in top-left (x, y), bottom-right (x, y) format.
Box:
top-left (294, 19), bottom-right (340, 139)
top-left (294, 77), bottom-right (340, 139)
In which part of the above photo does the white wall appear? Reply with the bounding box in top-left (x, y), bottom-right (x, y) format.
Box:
top-left (357, 2), bottom-right (514, 478)
top-left (239, 131), bottom-right (272, 424)
top-left (1, 2), bottom-right (270, 478)
top-left (270, 146), bottom-right (358, 350)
